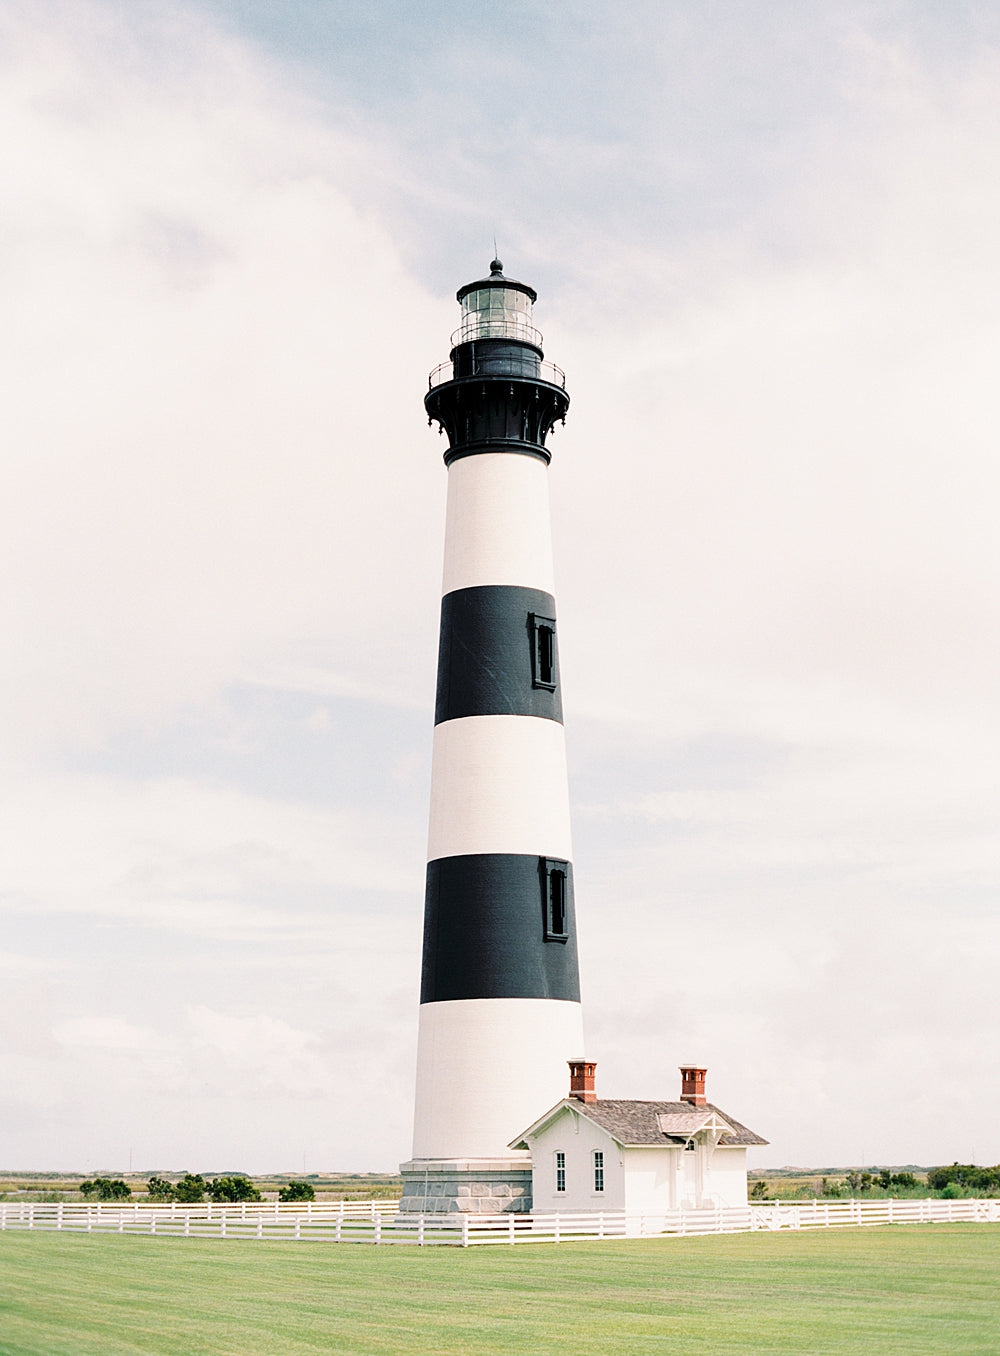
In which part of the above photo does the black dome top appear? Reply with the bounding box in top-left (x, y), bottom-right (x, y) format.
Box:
top-left (456, 260), bottom-right (537, 305)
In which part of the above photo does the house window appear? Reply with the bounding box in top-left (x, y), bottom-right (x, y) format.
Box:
top-left (541, 859), bottom-right (569, 941)
top-left (529, 613), bottom-right (557, 690)
top-left (593, 1151), bottom-right (604, 1193)
top-left (555, 1151), bottom-right (566, 1193)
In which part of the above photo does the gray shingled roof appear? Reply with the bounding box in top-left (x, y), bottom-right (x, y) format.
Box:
top-left (569, 1100), bottom-right (768, 1147)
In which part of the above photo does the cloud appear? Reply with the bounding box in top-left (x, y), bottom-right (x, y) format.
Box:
top-left (54, 1015), bottom-right (167, 1051)
top-left (0, 0), bottom-right (445, 763)
top-left (1, 3), bottom-right (998, 1172)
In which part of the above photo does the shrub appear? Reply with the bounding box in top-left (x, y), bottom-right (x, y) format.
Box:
top-left (208, 1175), bottom-right (261, 1203)
top-left (80, 1178), bottom-right (131, 1201)
top-left (173, 1174), bottom-right (207, 1204)
top-left (146, 1176), bottom-right (175, 1202)
top-left (278, 1180), bottom-right (316, 1202)
top-left (927, 1163), bottom-right (1000, 1195)
top-left (845, 1171), bottom-right (876, 1195)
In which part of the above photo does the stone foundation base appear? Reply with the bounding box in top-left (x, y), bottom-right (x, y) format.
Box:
top-left (398, 1158), bottom-right (533, 1214)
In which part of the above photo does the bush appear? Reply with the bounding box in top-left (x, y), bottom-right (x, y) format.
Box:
top-left (845, 1171), bottom-right (876, 1195)
top-left (927, 1163), bottom-right (1000, 1195)
top-left (208, 1175), bottom-right (261, 1203)
top-left (146, 1176), bottom-right (175, 1202)
top-left (80, 1178), bottom-right (131, 1201)
top-left (278, 1180), bottom-right (315, 1202)
top-left (173, 1174), bottom-right (207, 1203)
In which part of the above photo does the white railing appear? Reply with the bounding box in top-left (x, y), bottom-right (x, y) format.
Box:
top-left (1, 1196), bottom-right (997, 1246)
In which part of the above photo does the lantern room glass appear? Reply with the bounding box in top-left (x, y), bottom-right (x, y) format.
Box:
top-left (458, 286), bottom-right (536, 344)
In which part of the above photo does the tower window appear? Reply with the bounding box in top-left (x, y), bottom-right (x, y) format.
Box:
top-left (541, 859), bottom-right (569, 942)
top-left (529, 613), bottom-right (557, 691)
top-left (593, 1151), bottom-right (604, 1193)
top-left (555, 1151), bottom-right (566, 1193)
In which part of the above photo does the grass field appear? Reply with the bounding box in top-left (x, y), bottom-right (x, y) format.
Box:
top-left (0, 1224), bottom-right (997, 1355)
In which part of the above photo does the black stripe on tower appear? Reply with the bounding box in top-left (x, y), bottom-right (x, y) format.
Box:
top-left (421, 854), bottom-right (580, 1003)
top-left (435, 585), bottom-right (562, 724)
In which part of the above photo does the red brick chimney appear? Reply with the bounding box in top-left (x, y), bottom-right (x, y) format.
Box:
top-left (568, 1060), bottom-right (597, 1103)
top-left (679, 1065), bottom-right (707, 1106)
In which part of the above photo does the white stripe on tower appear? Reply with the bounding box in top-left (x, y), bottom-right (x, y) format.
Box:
top-left (410, 261), bottom-right (584, 1167)
top-left (441, 452), bottom-right (556, 595)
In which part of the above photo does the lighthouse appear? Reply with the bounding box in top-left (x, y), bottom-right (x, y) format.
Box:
top-left (398, 260), bottom-right (584, 1215)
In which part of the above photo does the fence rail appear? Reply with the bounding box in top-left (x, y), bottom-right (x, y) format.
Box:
top-left (1, 1197), bottom-right (997, 1247)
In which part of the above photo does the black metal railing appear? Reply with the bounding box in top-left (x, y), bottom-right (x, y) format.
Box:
top-left (428, 356), bottom-right (566, 391)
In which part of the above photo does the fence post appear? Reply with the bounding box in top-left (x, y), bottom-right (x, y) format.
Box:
top-left (184, 1215), bottom-right (190, 1237)
top-left (257, 1217), bottom-right (263, 1239)
top-left (374, 1214), bottom-right (382, 1245)
top-left (554, 1213), bottom-right (560, 1244)
top-left (335, 1216), bottom-right (342, 1243)
top-left (508, 1214), bottom-right (515, 1246)
top-left (220, 1214), bottom-right (226, 1239)
top-left (57, 1204), bottom-right (63, 1231)
top-left (461, 1214), bottom-right (469, 1248)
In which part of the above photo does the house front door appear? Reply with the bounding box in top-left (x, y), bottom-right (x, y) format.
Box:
top-left (680, 1146), bottom-right (700, 1209)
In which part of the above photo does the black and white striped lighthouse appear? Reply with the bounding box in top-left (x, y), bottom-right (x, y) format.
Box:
top-left (398, 261), bottom-right (584, 1215)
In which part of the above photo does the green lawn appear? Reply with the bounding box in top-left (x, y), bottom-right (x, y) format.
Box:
top-left (0, 1224), bottom-right (997, 1355)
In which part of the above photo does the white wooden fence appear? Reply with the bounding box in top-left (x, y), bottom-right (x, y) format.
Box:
top-left (1, 1196), bottom-right (997, 1247)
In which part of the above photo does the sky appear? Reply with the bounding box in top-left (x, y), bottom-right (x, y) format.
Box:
top-left (1, 0), bottom-right (998, 1175)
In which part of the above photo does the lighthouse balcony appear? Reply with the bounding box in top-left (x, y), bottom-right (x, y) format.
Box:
top-left (428, 350), bottom-right (566, 391)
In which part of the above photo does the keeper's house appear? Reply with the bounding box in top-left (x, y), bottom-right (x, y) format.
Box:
top-left (511, 1063), bottom-right (767, 1215)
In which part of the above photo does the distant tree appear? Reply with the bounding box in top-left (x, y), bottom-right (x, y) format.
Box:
top-left (845, 1171), bottom-right (875, 1195)
top-left (173, 1174), bottom-right (207, 1204)
top-left (80, 1177), bottom-right (131, 1201)
top-left (146, 1176), bottom-right (175, 1202)
top-left (749, 1179), bottom-right (768, 1200)
top-left (928, 1163), bottom-right (1000, 1195)
top-left (820, 1177), bottom-right (845, 1197)
top-left (278, 1180), bottom-right (315, 1202)
top-left (208, 1175), bottom-right (261, 1203)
